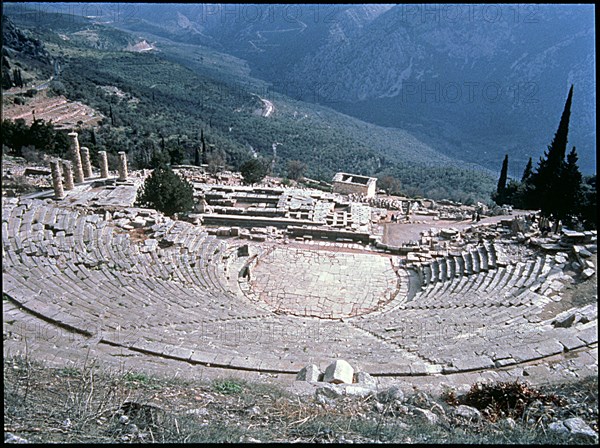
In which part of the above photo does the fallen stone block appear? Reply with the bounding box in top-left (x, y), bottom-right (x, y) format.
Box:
top-left (296, 364), bottom-right (322, 382)
top-left (581, 268), bottom-right (595, 279)
top-left (354, 371), bottom-right (377, 389)
top-left (453, 405), bottom-right (482, 420)
top-left (377, 385), bottom-right (404, 404)
top-left (343, 385), bottom-right (374, 397)
top-left (563, 417), bottom-right (599, 442)
top-left (553, 313), bottom-right (577, 328)
top-left (315, 384), bottom-right (343, 401)
top-left (413, 408), bottom-right (439, 425)
top-left (323, 359), bottom-right (354, 384)
top-left (548, 421), bottom-right (570, 436)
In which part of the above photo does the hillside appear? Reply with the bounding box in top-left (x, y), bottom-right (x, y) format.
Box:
top-left (106, 4), bottom-right (595, 176)
top-left (2, 5), bottom-right (497, 203)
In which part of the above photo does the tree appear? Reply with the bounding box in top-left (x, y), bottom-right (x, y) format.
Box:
top-left (149, 148), bottom-right (170, 169)
top-left (240, 157), bottom-right (268, 185)
top-left (287, 159), bottom-right (306, 181)
top-left (378, 175), bottom-right (402, 195)
top-left (206, 149), bottom-right (226, 175)
top-left (492, 154), bottom-right (509, 204)
top-left (557, 146), bottom-right (584, 224)
top-left (200, 129), bottom-right (207, 165)
top-left (521, 157), bottom-right (533, 183)
top-left (497, 154), bottom-right (509, 193)
top-left (168, 145), bottom-right (185, 165)
top-left (136, 166), bottom-right (194, 216)
top-left (530, 85), bottom-right (574, 218)
top-left (579, 175), bottom-right (596, 230)
top-left (194, 146), bottom-right (201, 167)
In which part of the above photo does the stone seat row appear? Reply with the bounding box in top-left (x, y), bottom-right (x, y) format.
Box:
top-left (411, 242), bottom-right (498, 289)
top-left (409, 255), bottom-right (555, 309)
top-left (2, 200), bottom-right (261, 329)
top-left (5, 199), bottom-right (238, 297)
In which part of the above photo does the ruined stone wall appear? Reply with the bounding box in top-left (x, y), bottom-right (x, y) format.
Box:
top-left (332, 181), bottom-right (376, 198)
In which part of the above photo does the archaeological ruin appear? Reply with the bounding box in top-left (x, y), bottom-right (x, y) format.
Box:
top-left (2, 149), bottom-right (597, 394)
top-left (332, 172), bottom-right (378, 198)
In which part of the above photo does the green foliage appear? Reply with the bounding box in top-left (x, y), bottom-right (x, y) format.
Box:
top-left (168, 145), bottom-right (186, 165)
top-left (286, 159), bottom-right (306, 181)
top-left (206, 149), bottom-right (226, 175)
top-left (490, 86), bottom-right (595, 228)
top-left (1, 118), bottom-right (69, 157)
top-left (521, 157), bottom-right (533, 183)
top-left (240, 157), bottom-right (268, 185)
top-left (136, 166), bottom-right (194, 216)
top-left (378, 175), bottom-right (402, 195)
top-left (148, 149), bottom-right (170, 169)
top-left (212, 378), bottom-right (244, 395)
top-left (579, 175), bottom-right (597, 229)
top-left (529, 85), bottom-right (574, 218)
top-left (497, 154), bottom-right (509, 194)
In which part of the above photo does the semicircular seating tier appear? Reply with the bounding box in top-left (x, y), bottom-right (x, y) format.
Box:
top-left (2, 198), bottom-right (597, 376)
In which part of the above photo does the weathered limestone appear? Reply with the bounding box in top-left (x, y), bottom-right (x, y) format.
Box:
top-left (68, 132), bottom-right (85, 183)
top-left (50, 160), bottom-right (64, 199)
top-left (61, 160), bottom-right (74, 190)
top-left (296, 364), bottom-right (322, 382)
top-left (80, 146), bottom-right (93, 178)
top-left (98, 151), bottom-right (109, 178)
top-left (117, 151), bottom-right (128, 181)
top-left (323, 359), bottom-right (354, 384)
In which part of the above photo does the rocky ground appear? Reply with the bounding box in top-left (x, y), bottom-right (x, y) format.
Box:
top-left (3, 355), bottom-right (598, 444)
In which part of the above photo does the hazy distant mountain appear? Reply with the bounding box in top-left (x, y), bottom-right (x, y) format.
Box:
top-left (12, 3), bottom-right (596, 176)
top-left (102, 3), bottom-right (594, 175)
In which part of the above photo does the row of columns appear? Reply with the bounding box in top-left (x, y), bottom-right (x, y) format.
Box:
top-left (51, 132), bottom-right (129, 199)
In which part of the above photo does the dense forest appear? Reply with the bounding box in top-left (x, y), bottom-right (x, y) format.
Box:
top-left (3, 8), bottom-right (502, 203)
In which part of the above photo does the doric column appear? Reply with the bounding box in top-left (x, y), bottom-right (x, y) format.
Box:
top-left (50, 160), bottom-right (64, 199)
top-left (68, 132), bottom-right (85, 183)
top-left (61, 160), bottom-right (74, 190)
top-left (98, 150), bottom-right (109, 178)
top-left (117, 151), bottom-right (128, 181)
top-left (80, 146), bottom-right (93, 178)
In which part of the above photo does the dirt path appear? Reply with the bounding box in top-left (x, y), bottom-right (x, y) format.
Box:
top-left (383, 210), bottom-right (534, 245)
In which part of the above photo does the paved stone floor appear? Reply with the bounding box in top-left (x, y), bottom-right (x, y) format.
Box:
top-left (249, 247), bottom-right (400, 318)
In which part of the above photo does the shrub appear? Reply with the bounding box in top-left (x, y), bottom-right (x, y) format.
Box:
top-left (240, 158), bottom-right (268, 185)
top-left (136, 166), bottom-right (194, 216)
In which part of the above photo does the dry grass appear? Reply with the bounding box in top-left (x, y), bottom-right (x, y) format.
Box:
top-left (3, 355), bottom-right (598, 443)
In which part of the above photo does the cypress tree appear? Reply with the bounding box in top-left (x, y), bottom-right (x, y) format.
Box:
top-left (497, 154), bottom-right (509, 193)
top-left (200, 129), bottom-right (207, 165)
top-left (558, 146), bottom-right (584, 223)
top-left (530, 85), bottom-right (574, 217)
top-left (492, 154), bottom-right (509, 205)
top-left (521, 157), bottom-right (533, 183)
top-left (194, 146), bottom-right (201, 166)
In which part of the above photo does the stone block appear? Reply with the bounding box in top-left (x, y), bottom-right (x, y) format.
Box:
top-left (343, 385), bottom-right (373, 397)
top-left (296, 364), bottom-right (322, 382)
top-left (354, 371), bottom-right (377, 388)
top-left (581, 268), bottom-right (595, 279)
top-left (323, 359), bottom-right (354, 384)
top-left (563, 417), bottom-right (599, 442)
top-left (217, 227), bottom-right (230, 236)
top-left (413, 408), bottom-right (438, 425)
top-left (453, 405), bottom-right (482, 420)
top-left (377, 385), bottom-right (404, 404)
